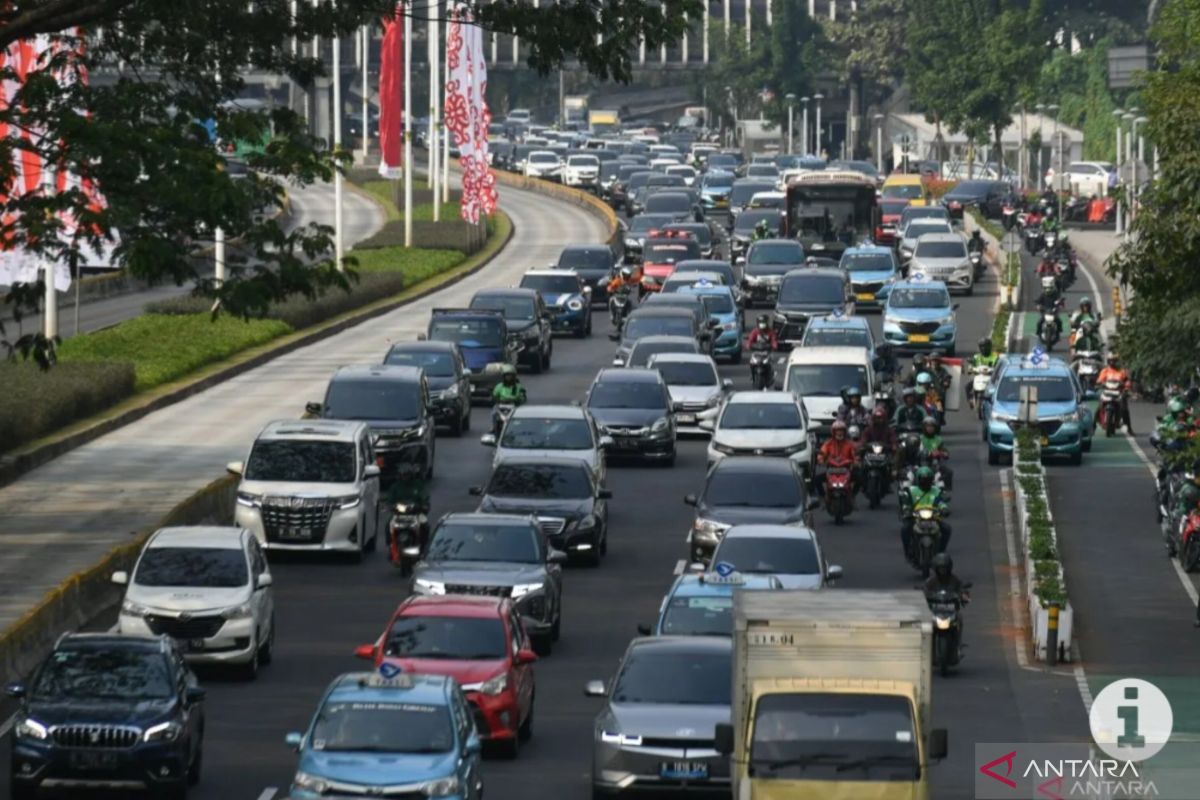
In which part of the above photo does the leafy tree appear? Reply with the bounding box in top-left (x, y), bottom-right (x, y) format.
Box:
top-left (1107, 0), bottom-right (1200, 388)
top-left (824, 0), bottom-right (909, 153)
top-left (0, 0), bottom-right (701, 364)
top-left (1032, 40), bottom-right (1121, 162)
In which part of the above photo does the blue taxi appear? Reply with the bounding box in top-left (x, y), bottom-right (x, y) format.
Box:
top-left (881, 276), bottom-right (959, 355)
top-left (679, 279), bottom-right (743, 362)
top-left (982, 352), bottom-right (1095, 466)
top-left (839, 245), bottom-right (900, 311)
top-left (643, 568), bottom-right (781, 636)
top-left (286, 671), bottom-right (482, 799)
top-left (799, 313), bottom-right (876, 360)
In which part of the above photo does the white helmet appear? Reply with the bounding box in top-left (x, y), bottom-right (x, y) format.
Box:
top-left (1040, 275), bottom-right (1057, 292)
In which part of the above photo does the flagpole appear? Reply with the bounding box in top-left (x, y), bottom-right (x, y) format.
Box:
top-left (333, 26), bottom-right (345, 270)
top-left (360, 25), bottom-right (369, 161)
top-left (429, 6), bottom-right (440, 221)
top-left (403, 1), bottom-right (413, 247)
top-left (42, 169), bottom-right (58, 340)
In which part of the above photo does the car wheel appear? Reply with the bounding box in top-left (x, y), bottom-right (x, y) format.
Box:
top-left (187, 737), bottom-right (204, 785)
top-left (529, 348), bottom-right (544, 374)
top-left (500, 732), bottom-right (520, 759)
top-left (518, 696), bottom-right (534, 741)
top-left (544, 340), bottom-right (553, 369)
top-left (729, 348), bottom-right (742, 365)
top-left (533, 634), bottom-right (552, 657)
top-left (448, 411), bottom-right (464, 437)
top-left (1082, 438), bottom-right (1092, 453)
top-left (10, 781), bottom-right (36, 800)
top-left (551, 602), bottom-right (562, 641)
top-left (663, 448), bottom-right (677, 467)
top-left (259, 616), bottom-right (275, 666)
top-left (987, 448), bottom-right (1000, 466)
top-left (1069, 450), bottom-right (1083, 466)
top-left (964, 282), bottom-right (974, 296)
top-left (154, 783), bottom-right (188, 800)
top-left (241, 640), bottom-right (260, 681)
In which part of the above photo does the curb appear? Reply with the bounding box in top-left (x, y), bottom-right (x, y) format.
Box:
top-left (491, 171), bottom-right (621, 246)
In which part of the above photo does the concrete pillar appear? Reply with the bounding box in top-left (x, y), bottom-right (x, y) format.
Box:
top-left (703, 7), bottom-right (709, 63)
top-left (746, 0), bottom-right (752, 45)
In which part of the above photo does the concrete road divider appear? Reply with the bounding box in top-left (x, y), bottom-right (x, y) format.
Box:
top-left (490, 171), bottom-right (621, 246)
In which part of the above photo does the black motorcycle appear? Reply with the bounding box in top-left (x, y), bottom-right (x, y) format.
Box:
top-left (609, 285), bottom-right (633, 332)
top-left (749, 341), bottom-right (775, 390)
top-left (387, 502), bottom-right (429, 576)
top-left (907, 507), bottom-right (944, 578)
top-left (862, 442), bottom-right (892, 509)
top-left (927, 585), bottom-right (970, 676)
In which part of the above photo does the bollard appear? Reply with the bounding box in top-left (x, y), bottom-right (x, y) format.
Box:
top-left (1047, 602), bottom-right (1060, 666)
top-left (1111, 286), bottom-right (1122, 320)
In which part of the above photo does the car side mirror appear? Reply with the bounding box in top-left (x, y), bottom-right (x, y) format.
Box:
top-left (598, 488), bottom-right (613, 499)
top-left (304, 401), bottom-right (322, 417)
top-left (722, 379), bottom-right (733, 390)
top-left (184, 687), bottom-right (207, 705)
top-left (928, 728), bottom-right (949, 761)
top-left (548, 549), bottom-right (569, 565)
top-left (354, 644), bottom-right (377, 661)
top-left (363, 464), bottom-right (381, 480)
top-left (285, 731), bottom-right (303, 751)
top-left (599, 435), bottom-right (615, 449)
top-left (255, 573), bottom-right (273, 589)
top-left (468, 486), bottom-right (483, 496)
top-left (637, 623), bottom-right (653, 635)
top-left (714, 722), bottom-right (735, 755)
top-left (416, 333), bottom-right (428, 341)
top-left (826, 564), bottom-right (844, 581)
top-left (5, 682), bottom-right (26, 699)
top-left (225, 461), bottom-right (244, 476)
top-left (516, 648), bottom-right (538, 665)
top-left (684, 493), bottom-right (698, 506)
top-left (480, 433), bottom-right (497, 447)
top-left (584, 680), bottom-right (607, 697)
top-left (698, 418), bottom-right (715, 432)
top-left (952, 303), bottom-right (960, 310)
top-left (111, 571), bottom-right (128, 586)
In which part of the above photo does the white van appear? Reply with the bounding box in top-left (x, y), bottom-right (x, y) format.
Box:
top-left (782, 345), bottom-right (875, 436)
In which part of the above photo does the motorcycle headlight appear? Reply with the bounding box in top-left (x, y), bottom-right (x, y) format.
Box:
top-left (414, 578), bottom-right (446, 595)
top-left (871, 443), bottom-right (885, 453)
top-left (394, 502), bottom-right (415, 514)
top-left (422, 776), bottom-right (461, 797)
top-left (236, 491), bottom-right (261, 508)
top-left (121, 598), bottom-right (150, 618)
top-left (143, 721), bottom-right (182, 743)
top-left (567, 298), bottom-right (584, 311)
top-left (222, 602), bottom-right (254, 620)
top-left (333, 494), bottom-right (361, 510)
top-left (624, 238), bottom-right (638, 248)
top-left (293, 772), bottom-right (329, 793)
top-left (510, 581), bottom-right (544, 599)
top-left (901, 247), bottom-right (913, 258)
top-left (934, 616), bottom-right (953, 631)
top-left (918, 508), bottom-right (935, 520)
top-left (442, 383), bottom-right (459, 399)
top-left (15, 718), bottom-right (48, 741)
top-left (651, 416), bottom-right (670, 433)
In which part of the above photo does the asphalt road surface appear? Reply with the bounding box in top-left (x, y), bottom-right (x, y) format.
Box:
top-left (0, 211), bottom-right (1103, 800)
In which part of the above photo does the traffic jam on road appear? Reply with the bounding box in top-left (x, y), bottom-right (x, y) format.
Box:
top-left (8, 121), bottom-right (1162, 800)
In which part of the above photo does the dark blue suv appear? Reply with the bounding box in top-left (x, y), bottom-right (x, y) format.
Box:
top-left (7, 634), bottom-right (206, 800)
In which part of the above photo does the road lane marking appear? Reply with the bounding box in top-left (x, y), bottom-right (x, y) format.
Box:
top-left (673, 559), bottom-right (686, 576)
top-left (256, 789), bottom-right (278, 800)
top-left (999, 469), bottom-right (1030, 669)
top-left (0, 712), bottom-right (16, 737)
top-left (1074, 662), bottom-right (1095, 714)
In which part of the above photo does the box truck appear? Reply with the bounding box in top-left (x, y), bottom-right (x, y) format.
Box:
top-left (715, 590), bottom-right (945, 800)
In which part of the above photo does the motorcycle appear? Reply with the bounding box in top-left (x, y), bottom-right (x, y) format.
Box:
top-left (824, 465), bottom-right (855, 524)
top-left (608, 286), bottom-right (633, 332)
top-left (1097, 378), bottom-right (1125, 437)
top-left (1023, 219), bottom-right (1044, 254)
top-left (1179, 512), bottom-right (1200, 572)
top-left (927, 585), bottom-right (970, 676)
top-left (387, 502), bottom-right (429, 576)
top-left (862, 443), bottom-right (891, 509)
top-left (908, 506), bottom-right (943, 578)
top-left (1043, 228), bottom-right (1059, 253)
top-left (492, 402), bottom-right (516, 437)
top-left (749, 341), bottom-right (775, 390)
top-left (874, 383), bottom-right (897, 419)
top-left (969, 249), bottom-right (984, 278)
top-left (897, 427), bottom-right (923, 471)
top-left (966, 364), bottom-right (993, 419)
top-left (1071, 350), bottom-right (1103, 391)
top-left (1001, 203), bottom-right (1019, 231)
top-left (1038, 311), bottom-right (1061, 350)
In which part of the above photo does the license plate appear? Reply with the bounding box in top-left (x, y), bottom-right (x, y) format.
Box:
top-left (677, 414), bottom-right (696, 423)
top-left (469, 383), bottom-right (478, 393)
top-left (279, 527), bottom-right (312, 540)
top-left (856, 292), bottom-right (875, 301)
top-left (188, 638), bottom-right (206, 651)
top-left (70, 751), bottom-right (118, 771)
top-left (661, 761), bottom-right (709, 780)
top-left (614, 438), bottom-right (638, 450)
top-left (908, 334), bottom-right (931, 343)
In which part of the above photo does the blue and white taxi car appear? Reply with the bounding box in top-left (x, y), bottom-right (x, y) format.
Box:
top-left (286, 670), bottom-right (483, 799)
top-left (838, 245), bottom-right (900, 311)
top-left (644, 567), bottom-right (782, 636)
top-left (881, 275), bottom-right (959, 355)
top-left (679, 278), bottom-right (744, 362)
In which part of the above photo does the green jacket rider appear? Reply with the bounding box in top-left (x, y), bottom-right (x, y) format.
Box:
top-left (492, 367), bottom-right (528, 405)
top-left (385, 463), bottom-right (431, 511)
top-left (969, 337), bottom-right (998, 370)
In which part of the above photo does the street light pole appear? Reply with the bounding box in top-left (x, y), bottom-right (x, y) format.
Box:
top-left (1122, 111), bottom-right (1135, 240)
top-left (333, 29), bottom-right (345, 270)
top-left (1113, 108), bottom-right (1125, 236)
top-left (800, 96), bottom-right (810, 155)
top-left (813, 93), bottom-right (824, 158)
top-left (1048, 103), bottom-right (1060, 219)
top-left (785, 93), bottom-right (796, 155)
top-left (873, 113), bottom-right (884, 172)
top-left (1131, 116), bottom-right (1147, 225)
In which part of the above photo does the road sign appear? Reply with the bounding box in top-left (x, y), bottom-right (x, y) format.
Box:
top-left (1002, 230), bottom-right (1021, 254)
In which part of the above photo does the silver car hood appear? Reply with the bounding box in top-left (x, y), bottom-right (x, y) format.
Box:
top-left (913, 256), bottom-right (968, 271)
top-left (237, 479), bottom-right (359, 497)
top-left (712, 429), bottom-right (804, 448)
top-left (609, 702), bottom-right (730, 742)
top-left (124, 584), bottom-right (251, 613)
top-left (669, 386), bottom-right (722, 405)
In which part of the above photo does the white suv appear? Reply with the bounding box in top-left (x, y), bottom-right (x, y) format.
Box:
top-left (228, 419), bottom-right (381, 557)
top-left (1045, 161), bottom-right (1115, 196)
top-left (524, 150), bottom-right (562, 179)
top-left (562, 154), bottom-right (601, 189)
top-left (113, 526), bottom-right (275, 678)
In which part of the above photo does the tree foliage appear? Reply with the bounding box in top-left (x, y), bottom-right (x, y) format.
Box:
top-left (1032, 39), bottom-right (1121, 161)
top-left (0, 0), bottom-right (699, 364)
top-left (1108, 0), bottom-right (1200, 387)
top-left (822, 0), bottom-right (908, 90)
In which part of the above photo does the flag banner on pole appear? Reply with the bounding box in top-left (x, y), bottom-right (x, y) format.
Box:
top-left (444, 4), bottom-right (497, 224)
top-left (377, 3), bottom-right (406, 179)
top-left (0, 31), bottom-right (113, 289)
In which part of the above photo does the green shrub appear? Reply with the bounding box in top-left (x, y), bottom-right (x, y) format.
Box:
top-left (356, 220), bottom-right (485, 253)
top-left (0, 362), bottom-right (137, 454)
top-left (1035, 573), bottom-right (1067, 607)
top-left (144, 295), bottom-right (213, 316)
top-left (1029, 525), bottom-right (1058, 560)
top-left (58, 313), bottom-right (292, 391)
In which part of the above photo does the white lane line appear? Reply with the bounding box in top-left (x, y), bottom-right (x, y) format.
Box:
top-left (256, 789), bottom-right (278, 800)
top-left (998, 469), bottom-right (1030, 669)
top-left (1074, 661), bottom-right (1095, 714)
top-left (673, 559), bottom-right (686, 576)
top-left (0, 712), bottom-right (16, 738)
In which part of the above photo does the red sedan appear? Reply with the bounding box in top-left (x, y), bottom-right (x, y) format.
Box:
top-left (355, 595), bottom-right (537, 757)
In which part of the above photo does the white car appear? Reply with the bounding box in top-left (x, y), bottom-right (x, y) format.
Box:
top-left (113, 526), bottom-right (275, 677)
top-left (666, 164), bottom-right (698, 186)
top-left (705, 391), bottom-right (816, 474)
top-left (563, 154), bottom-right (601, 189)
top-left (524, 150), bottom-right (562, 179)
top-left (909, 231), bottom-right (973, 294)
top-left (228, 419), bottom-right (382, 557)
top-left (1045, 161), bottom-right (1116, 196)
top-left (647, 352), bottom-right (731, 436)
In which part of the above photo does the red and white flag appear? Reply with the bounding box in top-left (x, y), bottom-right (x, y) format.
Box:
top-left (377, 4), bottom-right (406, 179)
top-left (444, 5), bottom-right (497, 223)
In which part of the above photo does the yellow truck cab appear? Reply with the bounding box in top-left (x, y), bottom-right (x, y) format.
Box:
top-left (881, 174), bottom-right (929, 207)
top-left (715, 591), bottom-right (945, 800)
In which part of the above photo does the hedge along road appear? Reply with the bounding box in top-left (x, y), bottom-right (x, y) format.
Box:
top-left (5, 178), bottom-right (385, 338)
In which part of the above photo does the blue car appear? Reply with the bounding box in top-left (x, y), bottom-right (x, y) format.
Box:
top-left (699, 169), bottom-right (735, 213)
top-left (680, 279), bottom-right (743, 362)
top-left (646, 570), bottom-right (782, 636)
top-left (287, 671), bottom-right (482, 799)
top-left (982, 354), bottom-right (1095, 466)
top-left (519, 269), bottom-right (593, 337)
top-left (425, 308), bottom-right (521, 400)
top-left (839, 245), bottom-right (900, 311)
top-left (881, 277), bottom-right (958, 355)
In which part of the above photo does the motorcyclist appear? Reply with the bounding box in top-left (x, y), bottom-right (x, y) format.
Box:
top-left (893, 387), bottom-right (926, 431)
top-left (969, 337), bottom-right (999, 370)
top-left (752, 219), bottom-right (772, 241)
top-left (836, 386), bottom-right (871, 429)
top-left (873, 342), bottom-right (899, 383)
top-left (1036, 254), bottom-right (1061, 289)
top-left (606, 264), bottom-right (642, 298)
top-left (861, 405), bottom-right (900, 472)
top-left (1070, 297), bottom-right (1100, 332)
top-left (915, 372), bottom-right (943, 423)
top-left (385, 459), bottom-right (431, 566)
top-left (1096, 354), bottom-right (1133, 433)
top-left (491, 365), bottom-right (527, 435)
top-left (745, 313), bottom-right (779, 350)
top-left (926, 350), bottom-right (953, 397)
top-left (967, 229), bottom-right (985, 255)
top-left (924, 552), bottom-right (969, 599)
top-left (901, 465), bottom-right (952, 559)
top-left (1034, 277), bottom-right (1065, 338)
top-left (906, 353), bottom-right (931, 388)
top-left (816, 420), bottom-right (859, 495)
top-left (918, 416), bottom-right (953, 490)
top-left (1071, 320), bottom-right (1104, 356)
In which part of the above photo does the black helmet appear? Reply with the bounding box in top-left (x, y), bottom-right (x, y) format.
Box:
top-left (1188, 386), bottom-right (1200, 406)
top-left (756, 313), bottom-right (770, 330)
top-left (876, 342), bottom-right (893, 357)
top-left (932, 552), bottom-right (953, 577)
top-left (902, 387), bottom-right (918, 402)
top-left (846, 386), bottom-right (862, 401)
top-left (978, 337), bottom-right (992, 355)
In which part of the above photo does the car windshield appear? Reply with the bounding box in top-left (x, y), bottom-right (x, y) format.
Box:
top-left (589, 379), bottom-right (666, 410)
top-left (471, 295), bottom-right (536, 321)
top-left (703, 173), bottom-right (734, 189)
top-left (889, 288), bottom-right (950, 309)
top-left (557, 248), bottom-right (610, 271)
top-left (720, 402), bottom-right (802, 430)
top-left (624, 316), bottom-right (694, 340)
top-left (134, 547), bottom-right (248, 588)
top-left (748, 165), bottom-right (779, 177)
top-left (324, 380), bottom-right (422, 421)
top-left (779, 276), bottom-right (845, 305)
top-left (731, 183), bottom-right (776, 206)
top-left (841, 253), bottom-right (895, 273)
top-left (708, 157), bottom-right (737, 171)
top-left (487, 463), bottom-right (592, 499)
top-left (33, 649), bottom-right (173, 701)
top-left (948, 181), bottom-right (992, 196)
top-left (645, 241), bottom-right (700, 264)
top-left (611, 649), bottom-right (731, 705)
top-left (521, 274), bottom-right (581, 294)
top-left (661, 595), bottom-right (734, 636)
top-left (311, 701), bottom-right (454, 754)
top-left (915, 241), bottom-right (966, 259)
top-left (530, 153), bottom-right (558, 164)
top-left (747, 242), bottom-right (802, 266)
top-left (735, 212), bottom-right (781, 235)
top-left (665, 226), bottom-right (711, 246)
top-left (568, 155), bottom-right (598, 167)
top-left (904, 222), bottom-right (949, 240)
top-left (715, 536), bottom-right (819, 574)
top-left (384, 616), bottom-right (507, 660)
top-left (901, 209), bottom-right (948, 227)
top-left (630, 339), bottom-right (698, 366)
top-left (425, 522), bottom-right (541, 563)
top-left (653, 360), bottom-right (717, 386)
top-left (429, 319), bottom-right (504, 348)
top-left (749, 693), bottom-right (919, 780)
top-left (384, 350), bottom-right (456, 377)
top-left (705, 469), bottom-right (801, 508)
top-left (245, 440), bottom-right (356, 483)
top-left (882, 183), bottom-right (923, 200)
top-left (500, 417), bottom-right (593, 450)
top-left (997, 375), bottom-right (1076, 403)
top-left (787, 364), bottom-right (869, 397)
top-left (645, 194), bottom-right (690, 213)
top-left (629, 215), bottom-right (674, 234)
top-left (698, 293), bottom-right (734, 315)
top-left (804, 327), bottom-right (870, 349)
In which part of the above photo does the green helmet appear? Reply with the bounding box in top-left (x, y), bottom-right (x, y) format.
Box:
top-left (1170, 398), bottom-right (1188, 415)
top-left (1079, 297), bottom-right (1092, 310)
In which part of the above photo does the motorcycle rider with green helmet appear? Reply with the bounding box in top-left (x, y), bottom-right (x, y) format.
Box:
top-left (901, 466), bottom-right (951, 561)
top-left (969, 337), bottom-right (998, 370)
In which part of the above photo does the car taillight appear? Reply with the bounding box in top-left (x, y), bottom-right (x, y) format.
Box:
top-left (875, 226), bottom-right (884, 239)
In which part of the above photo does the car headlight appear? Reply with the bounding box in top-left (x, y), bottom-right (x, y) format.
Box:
top-left (332, 493), bottom-right (361, 509)
top-left (414, 578), bottom-right (446, 595)
top-left (222, 602), bottom-right (254, 620)
top-left (1060, 410), bottom-right (1081, 423)
top-left (574, 515), bottom-right (597, 531)
top-left (293, 772), bottom-right (329, 794)
top-left (236, 491), bottom-right (261, 508)
top-left (15, 718), bottom-right (48, 741)
top-left (992, 411), bottom-right (1016, 422)
top-left (121, 598), bottom-right (150, 618)
top-left (510, 582), bottom-right (544, 599)
top-left (567, 298), bottom-right (584, 311)
top-left (901, 247), bottom-right (913, 257)
top-left (600, 731), bottom-right (643, 746)
top-left (712, 441), bottom-right (736, 455)
top-left (624, 238), bottom-right (638, 248)
top-left (782, 441), bottom-right (807, 455)
top-left (442, 383), bottom-right (459, 399)
top-left (721, 321), bottom-right (738, 331)
top-left (143, 721), bottom-right (182, 743)
top-left (478, 672), bottom-right (509, 696)
top-left (705, 394), bottom-right (722, 408)
top-left (651, 416), bottom-right (670, 433)
top-left (422, 775), bottom-right (461, 797)
top-left (693, 518), bottom-right (730, 541)
top-left (773, 311), bottom-right (788, 323)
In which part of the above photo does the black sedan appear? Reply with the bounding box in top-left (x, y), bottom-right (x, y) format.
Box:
top-left (940, 179), bottom-right (1010, 220)
top-left (383, 340), bottom-right (472, 435)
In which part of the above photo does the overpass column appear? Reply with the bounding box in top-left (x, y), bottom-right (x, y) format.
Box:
top-left (640, 35), bottom-right (646, 65)
top-left (766, 0), bottom-right (772, 26)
